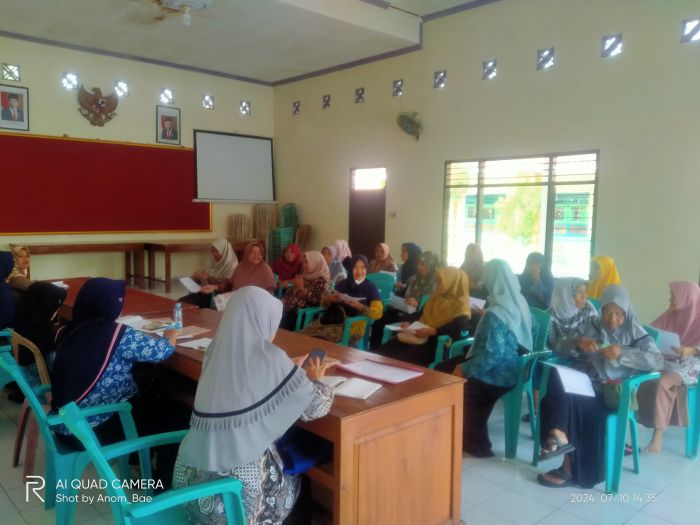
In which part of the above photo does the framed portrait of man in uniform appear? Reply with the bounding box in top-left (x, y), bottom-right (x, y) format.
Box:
top-left (0, 84), bottom-right (29, 131)
top-left (156, 105), bottom-right (180, 145)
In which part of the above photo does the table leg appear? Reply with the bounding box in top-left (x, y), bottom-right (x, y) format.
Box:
top-left (135, 248), bottom-right (146, 289)
top-left (124, 252), bottom-right (132, 285)
top-left (148, 248), bottom-right (156, 289)
top-left (165, 250), bottom-right (172, 293)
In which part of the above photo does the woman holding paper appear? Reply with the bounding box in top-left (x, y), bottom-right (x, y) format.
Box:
top-left (173, 287), bottom-right (333, 525)
top-left (547, 278), bottom-right (599, 352)
top-left (453, 259), bottom-right (532, 457)
top-left (367, 243), bottom-right (398, 275)
top-left (182, 239), bottom-right (238, 307)
top-left (225, 242), bottom-right (276, 294)
top-left (279, 251), bottom-right (331, 330)
top-left (301, 255), bottom-right (383, 345)
top-left (537, 285), bottom-right (663, 488)
top-left (374, 266), bottom-right (471, 367)
top-left (638, 281), bottom-right (700, 452)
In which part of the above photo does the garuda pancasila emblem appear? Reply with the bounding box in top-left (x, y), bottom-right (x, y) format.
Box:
top-left (78, 85), bottom-right (118, 126)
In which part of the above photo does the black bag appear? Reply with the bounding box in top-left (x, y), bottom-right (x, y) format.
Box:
top-left (319, 304), bottom-right (346, 325)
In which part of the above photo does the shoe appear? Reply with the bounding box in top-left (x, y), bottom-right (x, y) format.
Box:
top-left (537, 467), bottom-right (575, 488)
top-left (538, 434), bottom-right (575, 462)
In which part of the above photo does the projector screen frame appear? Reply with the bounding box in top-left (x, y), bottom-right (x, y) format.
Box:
top-left (193, 129), bottom-right (276, 203)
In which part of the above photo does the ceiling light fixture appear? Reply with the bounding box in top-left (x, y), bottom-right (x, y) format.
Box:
top-left (163, 0), bottom-right (214, 27)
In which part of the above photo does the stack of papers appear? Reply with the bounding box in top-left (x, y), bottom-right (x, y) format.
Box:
top-left (336, 360), bottom-right (423, 384)
top-left (322, 376), bottom-right (382, 399)
top-left (385, 321), bottom-right (430, 333)
top-left (545, 363), bottom-right (595, 397)
top-left (179, 338), bottom-right (213, 351)
top-left (389, 294), bottom-right (417, 314)
top-left (179, 277), bottom-right (201, 293)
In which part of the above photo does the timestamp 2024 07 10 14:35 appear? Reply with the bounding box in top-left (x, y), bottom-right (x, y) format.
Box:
top-left (569, 492), bottom-right (658, 504)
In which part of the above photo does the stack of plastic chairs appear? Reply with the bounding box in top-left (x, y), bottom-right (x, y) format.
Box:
top-left (254, 204), bottom-right (277, 255)
top-left (280, 203), bottom-right (299, 233)
top-left (230, 213), bottom-right (251, 242)
top-left (268, 227), bottom-right (295, 264)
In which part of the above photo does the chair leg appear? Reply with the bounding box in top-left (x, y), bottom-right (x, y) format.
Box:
top-left (629, 416), bottom-right (640, 474)
top-left (686, 386), bottom-right (698, 458)
top-left (22, 415), bottom-right (39, 480)
top-left (502, 390), bottom-right (522, 459)
top-left (12, 401), bottom-right (30, 467)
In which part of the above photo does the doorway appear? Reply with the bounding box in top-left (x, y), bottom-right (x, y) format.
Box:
top-left (348, 167), bottom-right (387, 259)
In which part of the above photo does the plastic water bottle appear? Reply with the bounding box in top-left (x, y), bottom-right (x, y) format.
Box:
top-left (174, 302), bottom-right (183, 330)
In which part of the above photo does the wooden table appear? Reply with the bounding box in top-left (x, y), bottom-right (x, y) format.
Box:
top-left (12, 242), bottom-right (146, 288)
top-left (167, 308), bottom-right (465, 525)
top-left (145, 239), bottom-right (262, 293)
top-left (57, 277), bottom-right (198, 320)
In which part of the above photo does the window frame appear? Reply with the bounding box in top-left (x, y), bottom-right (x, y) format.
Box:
top-left (442, 150), bottom-right (599, 276)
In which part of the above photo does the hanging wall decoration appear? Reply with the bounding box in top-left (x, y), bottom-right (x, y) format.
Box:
top-left (78, 85), bottom-right (118, 126)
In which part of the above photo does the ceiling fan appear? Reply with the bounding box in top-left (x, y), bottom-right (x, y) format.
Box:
top-left (132, 0), bottom-right (215, 26)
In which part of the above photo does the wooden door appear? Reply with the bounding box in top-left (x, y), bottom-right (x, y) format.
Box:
top-left (348, 168), bottom-right (386, 259)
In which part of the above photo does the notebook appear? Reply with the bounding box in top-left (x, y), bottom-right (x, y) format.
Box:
top-left (336, 360), bottom-right (423, 384)
top-left (179, 337), bottom-right (213, 351)
top-left (322, 376), bottom-right (382, 399)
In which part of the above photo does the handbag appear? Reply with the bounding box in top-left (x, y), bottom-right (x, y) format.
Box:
top-left (319, 303), bottom-right (346, 325)
top-left (601, 381), bottom-right (638, 411)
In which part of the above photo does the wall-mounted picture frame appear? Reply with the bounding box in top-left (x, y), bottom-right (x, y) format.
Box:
top-left (0, 84), bottom-right (29, 131)
top-left (156, 105), bottom-right (180, 145)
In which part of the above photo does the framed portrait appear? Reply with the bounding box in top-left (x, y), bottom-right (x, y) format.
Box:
top-left (0, 84), bottom-right (29, 131)
top-left (156, 105), bottom-right (180, 145)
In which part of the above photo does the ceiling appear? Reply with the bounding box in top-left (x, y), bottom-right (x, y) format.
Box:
top-left (0, 0), bottom-right (495, 85)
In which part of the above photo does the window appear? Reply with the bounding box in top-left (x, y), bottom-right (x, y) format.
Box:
top-left (202, 94), bottom-right (214, 109)
top-left (62, 72), bottom-right (78, 90)
top-left (355, 87), bottom-right (365, 104)
top-left (239, 100), bottom-right (251, 115)
top-left (114, 81), bottom-right (129, 97)
top-left (444, 152), bottom-right (597, 277)
top-left (602, 33), bottom-right (623, 57)
top-left (392, 79), bottom-right (404, 97)
top-left (434, 69), bottom-right (447, 89)
top-left (160, 88), bottom-right (173, 104)
top-left (537, 47), bottom-right (555, 70)
top-left (352, 167), bottom-right (386, 190)
top-left (2, 63), bottom-right (20, 82)
top-left (681, 18), bottom-right (700, 43)
top-left (482, 59), bottom-right (497, 80)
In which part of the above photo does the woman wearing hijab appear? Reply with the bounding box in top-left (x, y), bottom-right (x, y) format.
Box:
top-left (452, 259), bottom-right (533, 457)
top-left (51, 278), bottom-right (176, 450)
top-left (334, 239), bottom-right (352, 273)
top-left (367, 243), bottom-right (398, 275)
top-left (272, 243), bottom-right (303, 287)
top-left (321, 245), bottom-right (347, 286)
top-left (14, 282), bottom-right (67, 387)
top-left (547, 278), bottom-right (599, 352)
top-left (0, 252), bottom-right (15, 330)
top-left (279, 251), bottom-right (331, 330)
top-left (182, 239), bottom-right (238, 308)
top-left (6, 245), bottom-right (32, 291)
top-left (172, 287), bottom-right (334, 525)
top-left (394, 242), bottom-right (422, 295)
top-left (222, 242), bottom-right (276, 294)
top-left (460, 243), bottom-right (488, 300)
top-left (518, 252), bottom-right (554, 309)
top-left (302, 255), bottom-right (383, 346)
top-left (375, 267), bottom-right (471, 367)
top-left (638, 281), bottom-right (700, 452)
top-left (537, 285), bottom-right (663, 488)
top-left (587, 255), bottom-right (622, 300)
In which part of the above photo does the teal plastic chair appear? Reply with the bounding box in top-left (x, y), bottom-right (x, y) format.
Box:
top-left (686, 384), bottom-right (699, 458)
top-left (296, 306), bottom-right (375, 350)
top-left (642, 324), bottom-right (660, 344)
top-left (366, 273), bottom-right (396, 306)
top-left (0, 330), bottom-right (14, 391)
top-left (501, 307), bottom-right (552, 458)
top-left (59, 402), bottom-right (246, 525)
top-left (379, 327), bottom-right (473, 369)
top-left (418, 295), bottom-right (430, 311)
top-left (531, 358), bottom-right (660, 493)
top-left (0, 352), bottom-right (152, 525)
top-left (589, 298), bottom-right (601, 312)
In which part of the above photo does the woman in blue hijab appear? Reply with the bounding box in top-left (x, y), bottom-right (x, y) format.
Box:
top-left (518, 252), bottom-right (554, 309)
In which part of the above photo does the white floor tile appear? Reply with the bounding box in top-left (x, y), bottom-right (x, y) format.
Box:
top-left (460, 474), bottom-right (507, 508)
top-left (622, 464), bottom-right (678, 492)
top-left (536, 508), bottom-right (597, 525)
top-left (559, 496), bottom-right (639, 525)
top-left (0, 465), bottom-right (26, 492)
top-left (623, 511), bottom-right (675, 525)
top-left (639, 492), bottom-right (700, 525)
top-left (462, 507), bottom-right (518, 525)
top-left (5, 485), bottom-right (44, 513)
top-left (477, 489), bottom-right (558, 525)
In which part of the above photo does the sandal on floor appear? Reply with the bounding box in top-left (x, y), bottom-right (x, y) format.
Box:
top-left (521, 413), bottom-right (531, 423)
top-left (538, 434), bottom-right (575, 462)
top-left (537, 467), bottom-right (575, 488)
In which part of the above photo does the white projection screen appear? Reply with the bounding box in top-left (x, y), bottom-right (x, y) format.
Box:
top-left (194, 130), bottom-right (275, 202)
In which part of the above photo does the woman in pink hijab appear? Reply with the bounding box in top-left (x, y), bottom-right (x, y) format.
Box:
top-left (638, 281), bottom-right (700, 452)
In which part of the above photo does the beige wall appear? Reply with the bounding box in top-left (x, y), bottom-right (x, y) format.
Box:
top-left (0, 36), bottom-right (274, 280)
top-left (272, 0), bottom-right (700, 321)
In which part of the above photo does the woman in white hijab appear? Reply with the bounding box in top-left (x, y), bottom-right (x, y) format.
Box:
top-left (547, 277), bottom-right (599, 355)
top-left (181, 239), bottom-right (238, 308)
top-left (173, 287), bottom-right (334, 524)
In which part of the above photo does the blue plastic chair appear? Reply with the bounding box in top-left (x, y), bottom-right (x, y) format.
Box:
top-left (59, 402), bottom-right (246, 525)
top-left (0, 352), bottom-right (153, 525)
top-left (366, 273), bottom-right (396, 306)
top-left (531, 357), bottom-right (660, 493)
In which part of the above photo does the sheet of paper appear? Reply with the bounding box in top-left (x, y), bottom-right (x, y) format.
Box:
top-left (470, 297), bottom-right (486, 310)
top-left (385, 321), bottom-right (430, 333)
top-left (155, 325), bottom-right (210, 340)
top-left (179, 276), bottom-right (201, 294)
top-left (546, 363), bottom-right (595, 397)
top-left (336, 360), bottom-right (423, 384)
top-left (389, 294), bottom-right (416, 314)
top-left (178, 338), bottom-right (213, 350)
top-left (334, 377), bottom-right (382, 399)
top-left (656, 329), bottom-right (681, 356)
top-left (117, 315), bottom-right (145, 328)
top-left (320, 376), bottom-right (347, 388)
top-left (337, 293), bottom-right (366, 304)
top-left (213, 292), bottom-right (233, 312)
top-left (51, 281), bottom-right (68, 289)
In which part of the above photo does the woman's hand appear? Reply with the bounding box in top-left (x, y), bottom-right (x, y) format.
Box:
top-left (600, 344), bottom-right (622, 360)
top-left (163, 329), bottom-right (178, 346)
top-left (192, 271), bottom-right (207, 284)
top-left (414, 327), bottom-right (437, 338)
top-left (293, 274), bottom-right (305, 290)
top-left (347, 300), bottom-right (365, 312)
top-left (200, 284), bottom-right (217, 294)
top-left (305, 357), bottom-right (329, 381)
top-left (405, 297), bottom-right (419, 308)
top-left (291, 355), bottom-right (308, 368)
top-left (673, 346), bottom-right (699, 359)
top-left (578, 338), bottom-right (599, 353)
top-left (400, 322), bottom-right (410, 329)
top-left (394, 282), bottom-right (406, 291)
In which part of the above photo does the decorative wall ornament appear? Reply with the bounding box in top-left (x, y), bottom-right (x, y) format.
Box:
top-left (78, 85), bottom-right (118, 126)
top-left (397, 112), bottom-right (422, 141)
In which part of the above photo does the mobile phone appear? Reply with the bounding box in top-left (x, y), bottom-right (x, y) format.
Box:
top-left (303, 348), bottom-right (327, 368)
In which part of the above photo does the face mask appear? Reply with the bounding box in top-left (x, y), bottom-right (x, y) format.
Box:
top-left (354, 278), bottom-right (365, 285)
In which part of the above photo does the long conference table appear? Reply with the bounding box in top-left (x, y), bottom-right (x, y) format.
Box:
top-left (55, 279), bottom-right (466, 525)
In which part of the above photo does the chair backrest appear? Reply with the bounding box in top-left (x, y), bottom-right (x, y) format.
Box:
top-left (643, 325), bottom-right (661, 344)
top-left (529, 307), bottom-right (552, 352)
top-left (365, 273), bottom-right (395, 304)
top-left (418, 295), bottom-right (430, 311)
top-left (10, 330), bottom-right (51, 384)
top-left (280, 203), bottom-right (299, 231)
top-left (589, 298), bottom-right (601, 312)
top-left (0, 352), bottom-right (59, 454)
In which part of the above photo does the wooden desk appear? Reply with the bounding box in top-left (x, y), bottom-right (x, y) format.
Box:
top-left (145, 239), bottom-right (261, 293)
top-left (167, 308), bottom-right (465, 525)
top-left (57, 277), bottom-right (197, 320)
top-left (12, 242), bottom-right (146, 289)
